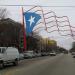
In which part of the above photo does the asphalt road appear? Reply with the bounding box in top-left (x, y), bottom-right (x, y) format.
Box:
top-left (0, 53), bottom-right (75, 75)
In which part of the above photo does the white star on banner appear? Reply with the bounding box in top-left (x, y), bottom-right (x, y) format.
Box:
top-left (28, 16), bottom-right (35, 26)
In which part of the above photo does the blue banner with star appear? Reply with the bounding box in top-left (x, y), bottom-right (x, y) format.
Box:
top-left (23, 12), bottom-right (41, 35)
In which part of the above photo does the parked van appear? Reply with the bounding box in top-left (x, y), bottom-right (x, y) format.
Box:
top-left (0, 47), bottom-right (19, 69)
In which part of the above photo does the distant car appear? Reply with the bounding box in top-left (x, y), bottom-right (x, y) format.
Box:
top-left (49, 52), bottom-right (56, 56)
top-left (71, 52), bottom-right (75, 55)
top-left (24, 51), bottom-right (35, 58)
top-left (64, 51), bottom-right (68, 54)
top-left (41, 52), bottom-right (49, 56)
top-left (37, 53), bottom-right (42, 57)
top-left (73, 55), bottom-right (75, 58)
top-left (19, 53), bottom-right (24, 60)
top-left (71, 52), bottom-right (75, 58)
top-left (34, 52), bottom-right (41, 57)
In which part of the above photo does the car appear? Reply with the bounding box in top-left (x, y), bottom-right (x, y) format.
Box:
top-left (64, 51), bottom-right (68, 54)
top-left (73, 55), bottom-right (75, 58)
top-left (41, 52), bottom-right (47, 56)
top-left (41, 52), bottom-right (49, 56)
top-left (49, 52), bottom-right (56, 56)
top-left (24, 51), bottom-right (35, 58)
top-left (71, 52), bottom-right (75, 58)
top-left (0, 47), bottom-right (19, 69)
top-left (71, 52), bottom-right (75, 55)
top-left (19, 53), bottom-right (24, 60)
top-left (34, 52), bottom-right (41, 57)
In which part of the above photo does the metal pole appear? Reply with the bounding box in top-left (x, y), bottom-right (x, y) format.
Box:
top-left (21, 7), bottom-right (27, 51)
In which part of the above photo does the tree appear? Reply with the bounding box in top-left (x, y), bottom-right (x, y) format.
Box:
top-left (0, 18), bottom-right (21, 47)
top-left (26, 33), bottom-right (40, 51)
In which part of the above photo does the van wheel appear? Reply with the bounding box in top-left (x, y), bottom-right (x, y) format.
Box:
top-left (0, 63), bottom-right (4, 69)
top-left (13, 59), bottom-right (18, 66)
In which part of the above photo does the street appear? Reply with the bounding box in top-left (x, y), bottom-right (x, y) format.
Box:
top-left (0, 53), bottom-right (75, 75)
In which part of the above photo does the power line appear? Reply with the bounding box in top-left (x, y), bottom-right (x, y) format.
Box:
top-left (0, 5), bottom-right (75, 7)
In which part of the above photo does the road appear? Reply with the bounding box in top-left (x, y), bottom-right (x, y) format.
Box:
top-left (0, 53), bottom-right (75, 75)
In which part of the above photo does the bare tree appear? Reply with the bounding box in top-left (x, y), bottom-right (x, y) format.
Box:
top-left (0, 8), bottom-right (8, 19)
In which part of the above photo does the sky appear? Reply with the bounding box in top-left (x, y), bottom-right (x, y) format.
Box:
top-left (0, 0), bottom-right (75, 50)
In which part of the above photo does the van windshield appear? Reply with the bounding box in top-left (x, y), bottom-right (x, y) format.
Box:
top-left (0, 48), bottom-right (6, 53)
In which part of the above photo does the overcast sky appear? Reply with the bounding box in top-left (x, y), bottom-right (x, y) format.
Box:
top-left (0, 0), bottom-right (75, 50)
top-left (0, 0), bottom-right (75, 6)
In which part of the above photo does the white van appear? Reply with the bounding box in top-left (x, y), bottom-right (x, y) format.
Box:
top-left (0, 47), bottom-right (19, 69)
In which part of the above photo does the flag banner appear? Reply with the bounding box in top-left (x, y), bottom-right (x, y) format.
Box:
top-left (23, 6), bottom-right (46, 35)
top-left (23, 6), bottom-right (75, 38)
top-left (23, 12), bottom-right (41, 35)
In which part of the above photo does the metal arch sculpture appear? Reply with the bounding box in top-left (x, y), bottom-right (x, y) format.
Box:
top-left (25, 6), bottom-right (75, 39)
